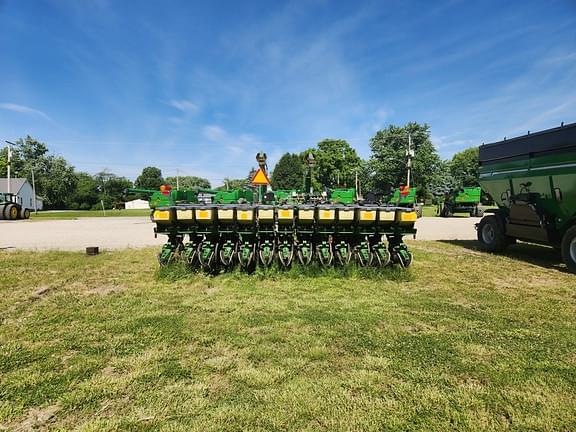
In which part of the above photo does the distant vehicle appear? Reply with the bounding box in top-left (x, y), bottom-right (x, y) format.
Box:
top-left (436, 187), bottom-right (483, 217)
top-left (0, 192), bottom-right (30, 220)
top-left (388, 186), bottom-right (423, 218)
top-left (476, 122), bottom-right (576, 272)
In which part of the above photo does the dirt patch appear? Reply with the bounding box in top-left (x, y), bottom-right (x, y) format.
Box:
top-left (415, 245), bottom-right (483, 257)
top-left (5, 404), bottom-right (60, 431)
top-left (68, 281), bottom-right (126, 296)
top-left (86, 285), bottom-right (125, 296)
top-left (30, 286), bottom-right (51, 300)
top-left (205, 286), bottom-right (219, 296)
top-left (101, 365), bottom-right (117, 377)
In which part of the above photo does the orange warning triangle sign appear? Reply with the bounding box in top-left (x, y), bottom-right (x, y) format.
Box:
top-left (251, 168), bottom-right (270, 185)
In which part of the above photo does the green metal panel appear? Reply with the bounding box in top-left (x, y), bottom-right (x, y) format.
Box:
top-left (330, 188), bottom-right (355, 204)
top-left (479, 129), bottom-right (576, 236)
top-left (453, 187), bottom-right (481, 204)
top-left (389, 187), bottom-right (417, 205)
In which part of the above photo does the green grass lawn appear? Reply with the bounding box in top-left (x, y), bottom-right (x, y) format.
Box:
top-left (1, 242), bottom-right (574, 431)
top-left (30, 209), bottom-right (151, 220)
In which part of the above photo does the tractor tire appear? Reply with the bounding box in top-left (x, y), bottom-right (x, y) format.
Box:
top-left (477, 215), bottom-right (511, 252)
top-left (4, 204), bottom-right (19, 220)
top-left (20, 208), bottom-right (31, 219)
top-left (0, 204), bottom-right (4, 220)
top-left (560, 225), bottom-right (576, 273)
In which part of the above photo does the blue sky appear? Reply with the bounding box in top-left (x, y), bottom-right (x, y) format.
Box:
top-left (1, 0), bottom-right (575, 186)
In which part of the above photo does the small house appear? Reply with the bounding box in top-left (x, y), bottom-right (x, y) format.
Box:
top-left (0, 178), bottom-right (44, 210)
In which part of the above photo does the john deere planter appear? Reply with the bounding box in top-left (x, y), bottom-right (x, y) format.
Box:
top-left (134, 152), bottom-right (417, 272)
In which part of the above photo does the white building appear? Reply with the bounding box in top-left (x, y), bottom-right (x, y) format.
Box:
top-left (125, 198), bottom-right (150, 209)
top-left (0, 178), bottom-right (44, 210)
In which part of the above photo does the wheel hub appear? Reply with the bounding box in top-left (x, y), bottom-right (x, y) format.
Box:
top-left (482, 223), bottom-right (495, 243)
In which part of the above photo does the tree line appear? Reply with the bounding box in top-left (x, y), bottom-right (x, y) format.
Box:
top-left (0, 136), bottom-right (213, 210)
top-left (271, 122), bottom-right (479, 201)
top-left (1, 123), bottom-right (480, 209)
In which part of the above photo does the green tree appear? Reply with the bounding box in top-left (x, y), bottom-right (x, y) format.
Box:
top-left (67, 172), bottom-right (99, 210)
top-left (368, 123), bottom-right (442, 198)
top-left (37, 156), bottom-right (77, 209)
top-left (165, 175), bottom-right (211, 190)
top-left (217, 178), bottom-right (251, 191)
top-left (94, 170), bottom-right (133, 209)
top-left (449, 147), bottom-right (479, 187)
top-left (271, 153), bottom-right (304, 190)
top-left (135, 166), bottom-right (163, 190)
top-left (304, 139), bottom-right (362, 189)
top-left (1, 136), bottom-right (77, 209)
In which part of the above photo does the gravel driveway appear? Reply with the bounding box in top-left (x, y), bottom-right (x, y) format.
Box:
top-left (0, 216), bottom-right (481, 251)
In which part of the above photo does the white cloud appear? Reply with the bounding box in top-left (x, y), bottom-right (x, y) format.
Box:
top-left (0, 102), bottom-right (51, 121)
top-left (168, 99), bottom-right (199, 114)
top-left (203, 124), bottom-right (227, 141)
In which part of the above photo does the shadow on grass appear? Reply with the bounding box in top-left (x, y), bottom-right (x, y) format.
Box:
top-left (156, 261), bottom-right (414, 282)
top-left (439, 239), bottom-right (569, 273)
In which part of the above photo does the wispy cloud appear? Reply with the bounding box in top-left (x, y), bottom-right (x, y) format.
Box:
top-left (0, 102), bottom-right (52, 121)
top-left (168, 99), bottom-right (199, 114)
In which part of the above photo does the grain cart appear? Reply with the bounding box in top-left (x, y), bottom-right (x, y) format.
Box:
top-left (0, 192), bottom-right (30, 220)
top-left (477, 122), bottom-right (576, 272)
top-left (437, 187), bottom-right (483, 217)
top-left (140, 152), bottom-right (417, 272)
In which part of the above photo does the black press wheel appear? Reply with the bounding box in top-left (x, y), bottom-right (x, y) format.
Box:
top-left (477, 215), bottom-right (511, 252)
top-left (560, 225), bottom-right (576, 273)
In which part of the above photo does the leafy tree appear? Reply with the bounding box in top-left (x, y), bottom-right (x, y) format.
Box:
top-left (217, 178), bottom-right (251, 191)
top-left (135, 166), bottom-right (163, 190)
top-left (356, 159), bottom-right (375, 196)
top-left (1, 136), bottom-right (77, 209)
top-left (368, 123), bottom-right (442, 198)
top-left (449, 147), bottom-right (479, 187)
top-left (271, 153), bottom-right (304, 190)
top-left (37, 156), bottom-right (77, 209)
top-left (428, 160), bottom-right (456, 198)
top-left (303, 139), bottom-right (362, 189)
top-left (165, 175), bottom-right (211, 190)
top-left (67, 172), bottom-right (99, 210)
top-left (93, 170), bottom-right (133, 209)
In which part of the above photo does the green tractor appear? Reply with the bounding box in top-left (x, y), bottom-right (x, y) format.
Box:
top-left (477, 122), bottom-right (576, 272)
top-left (436, 186), bottom-right (483, 217)
top-left (0, 192), bottom-right (30, 220)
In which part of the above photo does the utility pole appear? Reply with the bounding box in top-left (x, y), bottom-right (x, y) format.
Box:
top-left (406, 133), bottom-right (415, 188)
top-left (176, 169), bottom-right (180, 190)
top-left (5, 141), bottom-right (14, 193)
top-left (31, 167), bottom-right (37, 213)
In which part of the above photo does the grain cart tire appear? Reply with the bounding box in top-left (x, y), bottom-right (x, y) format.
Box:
top-left (477, 215), bottom-right (509, 252)
top-left (560, 225), bottom-right (576, 273)
top-left (5, 204), bottom-right (19, 220)
top-left (20, 208), bottom-right (31, 219)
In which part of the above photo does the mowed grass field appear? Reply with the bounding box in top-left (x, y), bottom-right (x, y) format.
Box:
top-left (30, 209), bottom-right (151, 220)
top-left (0, 242), bottom-right (575, 431)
